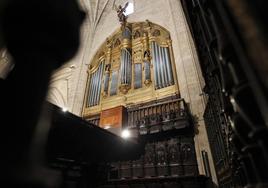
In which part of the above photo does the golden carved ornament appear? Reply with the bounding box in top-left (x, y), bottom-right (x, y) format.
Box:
top-left (119, 84), bottom-right (131, 94)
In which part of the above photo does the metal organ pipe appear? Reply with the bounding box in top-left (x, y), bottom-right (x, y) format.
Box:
top-left (127, 50), bottom-right (130, 84)
top-left (96, 65), bottom-right (102, 105)
top-left (153, 42), bottom-right (158, 87)
top-left (144, 61), bottom-right (149, 81)
top-left (164, 47), bottom-right (174, 85)
top-left (94, 66), bottom-right (99, 106)
top-left (93, 65), bottom-right (100, 106)
top-left (155, 43), bottom-right (161, 88)
top-left (124, 49), bottom-right (127, 84)
top-left (120, 48), bottom-right (132, 85)
top-left (98, 61), bottom-right (104, 104)
top-left (98, 63), bottom-right (102, 104)
top-left (151, 41), bottom-right (174, 89)
top-left (87, 75), bottom-right (93, 107)
top-left (124, 50), bottom-right (127, 84)
top-left (158, 46), bottom-right (164, 87)
top-left (120, 50), bottom-right (125, 84)
top-left (89, 73), bottom-right (94, 106)
top-left (124, 49), bottom-right (128, 84)
top-left (88, 76), bottom-right (92, 106)
top-left (164, 48), bottom-right (171, 85)
top-left (90, 72), bottom-right (97, 106)
top-left (151, 42), bottom-right (158, 88)
top-left (163, 47), bottom-right (170, 87)
top-left (128, 50), bottom-right (131, 84)
top-left (92, 61), bottom-right (104, 106)
top-left (97, 62), bottom-right (104, 104)
top-left (155, 42), bottom-right (163, 88)
top-left (127, 50), bottom-right (131, 84)
top-left (159, 46), bottom-right (167, 87)
top-left (93, 67), bottom-right (100, 106)
top-left (92, 67), bottom-right (98, 106)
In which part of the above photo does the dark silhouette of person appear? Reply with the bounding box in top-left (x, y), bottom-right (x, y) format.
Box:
top-left (0, 0), bottom-right (85, 186)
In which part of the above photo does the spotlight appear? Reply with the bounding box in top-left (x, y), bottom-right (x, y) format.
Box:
top-left (62, 107), bottom-right (68, 112)
top-left (104, 126), bottom-right (110, 129)
top-left (121, 129), bottom-right (130, 139)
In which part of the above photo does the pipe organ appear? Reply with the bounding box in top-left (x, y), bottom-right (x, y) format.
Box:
top-left (83, 21), bottom-right (179, 118)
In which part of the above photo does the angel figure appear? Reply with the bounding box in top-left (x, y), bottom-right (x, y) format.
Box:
top-left (114, 2), bottom-right (129, 26)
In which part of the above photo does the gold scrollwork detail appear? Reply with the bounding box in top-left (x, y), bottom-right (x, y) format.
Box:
top-left (144, 79), bottom-right (152, 87)
top-left (152, 29), bottom-right (161, 37)
top-left (119, 84), bottom-right (131, 94)
top-left (133, 30), bottom-right (141, 39)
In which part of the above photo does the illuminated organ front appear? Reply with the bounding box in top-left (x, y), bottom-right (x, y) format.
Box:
top-left (82, 21), bottom-right (198, 180)
top-left (83, 21), bottom-right (179, 122)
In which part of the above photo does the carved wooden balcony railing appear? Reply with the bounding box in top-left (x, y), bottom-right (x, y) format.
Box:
top-left (126, 96), bottom-right (191, 135)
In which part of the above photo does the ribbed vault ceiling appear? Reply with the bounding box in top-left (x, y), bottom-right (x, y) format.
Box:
top-left (79, 0), bottom-right (127, 31)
